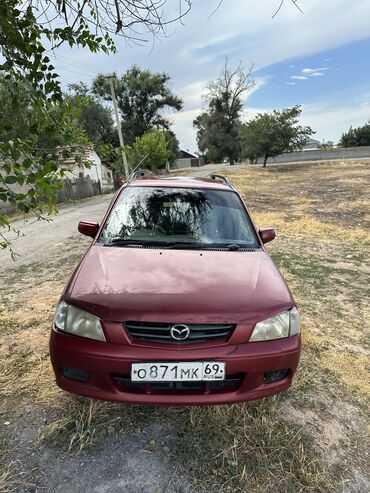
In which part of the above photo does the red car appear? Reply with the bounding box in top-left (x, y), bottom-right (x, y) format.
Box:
top-left (50, 174), bottom-right (301, 405)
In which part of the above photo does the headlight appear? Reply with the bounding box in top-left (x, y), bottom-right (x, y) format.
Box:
top-left (53, 301), bottom-right (106, 341)
top-left (250, 307), bottom-right (300, 342)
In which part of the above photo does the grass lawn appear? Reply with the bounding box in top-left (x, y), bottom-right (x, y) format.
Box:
top-left (0, 160), bottom-right (369, 492)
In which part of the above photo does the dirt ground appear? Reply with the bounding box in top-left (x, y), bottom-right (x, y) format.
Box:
top-left (0, 160), bottom-right (369, 492)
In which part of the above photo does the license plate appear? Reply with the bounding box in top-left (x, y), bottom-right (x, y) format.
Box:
top-left (131, 361), bottom-right (225, 382)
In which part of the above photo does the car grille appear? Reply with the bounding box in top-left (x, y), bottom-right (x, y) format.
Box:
top-left (112, 372), bottom-right (244, 394)
top-left (124, 321), bottom-right (235, 344)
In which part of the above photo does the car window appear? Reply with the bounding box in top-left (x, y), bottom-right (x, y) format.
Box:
top-left (99, 186), bottom-right (259, 248)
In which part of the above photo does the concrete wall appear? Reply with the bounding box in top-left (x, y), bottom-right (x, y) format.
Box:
top-left (174, 158), bottom-right (192, 169)
top-left (265, 146), bottom-right (370, 164)
top-left (174, 157), bottom-right (205, 168)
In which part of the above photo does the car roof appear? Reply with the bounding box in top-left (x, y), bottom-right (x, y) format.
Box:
top-left (126, 176), bottom-right (233, 191)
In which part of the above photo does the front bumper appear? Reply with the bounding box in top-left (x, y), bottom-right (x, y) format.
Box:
top-left (50, 327), bottom-right (301, 406)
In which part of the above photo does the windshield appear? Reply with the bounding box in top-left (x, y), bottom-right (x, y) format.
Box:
top-left (99, 186), bottom-right (259, 249)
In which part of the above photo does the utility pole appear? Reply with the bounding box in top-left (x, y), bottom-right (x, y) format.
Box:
top-left (108, 75), bottom-right (129, 180)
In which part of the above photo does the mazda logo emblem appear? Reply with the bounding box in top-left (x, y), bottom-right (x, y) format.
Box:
top-left (170, 324), bottom-right (190, 341)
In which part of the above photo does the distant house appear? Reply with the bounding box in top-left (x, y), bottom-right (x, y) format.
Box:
top-left (0, 146), bottom-right (114, 214)
top-left (174, 150), bottom-right (205, 168)
top-left (63, 146), bottom-right (114, 191)
top-left (302, 138), bottom-right (321, 151)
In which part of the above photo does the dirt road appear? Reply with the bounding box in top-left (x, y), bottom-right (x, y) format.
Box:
top-left (0, 194), bottom-right (113, 271)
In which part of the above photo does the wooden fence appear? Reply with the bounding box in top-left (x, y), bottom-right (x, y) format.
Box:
top-left (57, 176), bottom-right (101, 203)
top-left (0, 176), bottom-right (102, 215)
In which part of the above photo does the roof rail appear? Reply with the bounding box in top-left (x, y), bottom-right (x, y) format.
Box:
top-left (210, 174), bottom-right (232, 187)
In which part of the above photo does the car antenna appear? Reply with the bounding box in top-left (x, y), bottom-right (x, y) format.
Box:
top-left (127, 153), bottom-right (150, 185)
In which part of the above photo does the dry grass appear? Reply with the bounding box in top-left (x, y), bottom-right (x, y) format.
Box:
top-left (38, 399), bottom-right (115, 454)
top-left (0, 160), bottom-right (369, 491)
top-left (0, 439), bottom-right (10, 493)
top-left (0, 440), bottom-right (26, 493)
top-left (319, 352), bottom-right (370, 398)
top-left (175, 402), bottom-right (339, 493)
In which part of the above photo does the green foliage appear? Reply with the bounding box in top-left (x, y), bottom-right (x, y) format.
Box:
top-left (339, 121), bottom-right (370, 147)
top-left (163, 130), bottom-right (180, 166)
top-left (1, 1), bottom-right (190, 250)
top-left (130, 130), bottom-right (170, 171)
top-left (321, 140), bottom-right (334, 151)
top-left (240, 106), bottom-right (314, 166)
top-left (0, 76), bottom-right (86, 147)
top-left (0, 75), bottom-right (90, 252)
top-left (67, 83), bottom-right (117, 146)
top-left (0, 1), bottom-right (115, 250)
top-left (194, 61), bottom-right (254, 165)
top-left (92, 66), bottom-right (183, 145)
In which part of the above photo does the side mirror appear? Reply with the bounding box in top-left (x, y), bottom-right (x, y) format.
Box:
top-left (259, 228), bottom-right (275, 244)
top-left (78, 221), bottom-right (99, 238)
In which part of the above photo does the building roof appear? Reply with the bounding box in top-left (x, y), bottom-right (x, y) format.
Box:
top-left (305, 138), bottom-right (321, 145)
top-left (58, 145), bottom-right (99, 166)
top-left (177, 149), bottom-right (199, 159)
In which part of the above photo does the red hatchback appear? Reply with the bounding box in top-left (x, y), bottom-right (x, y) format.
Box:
top-left (50, 174), bottom-right (301, 405)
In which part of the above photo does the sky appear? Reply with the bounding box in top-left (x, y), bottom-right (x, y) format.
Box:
top-left (52, 0), bottom-right (370, 152)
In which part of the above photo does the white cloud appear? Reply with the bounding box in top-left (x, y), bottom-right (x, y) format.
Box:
top-left (241, 107), bottom-right (272, 122)
top-left (289, 67), bottom-right (328, 84)
top-left (55, 0), bottom-right (370, 149)
top-left (302, 67), bottom-right (329, 74)
top-left (170, 109), bottom-right (201, 152)
top-left (300, 96), bottom-right (370, 142)
top-left (286, 82), bottom-right (296, 85)
top-left (243, 91), bottom-right (370, 143)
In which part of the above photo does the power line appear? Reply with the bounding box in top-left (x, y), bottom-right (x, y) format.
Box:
top-left (53, 65), bottom-right (95, 78)
top-left (52, 53), bottom-right (95, 72)
top-left (54, 60), bottom-right (95, 75)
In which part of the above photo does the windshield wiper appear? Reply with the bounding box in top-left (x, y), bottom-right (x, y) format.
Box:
top-left (163, 242), bottom-right (249, 250)
top-left (225, 243), bottom-right (241, 250)
top-left (102, 238), bottom-right (156, 247)
top-left (102, 239), bottom-right (203, 248)
top-left (102, 239), bottom-right (253, 250)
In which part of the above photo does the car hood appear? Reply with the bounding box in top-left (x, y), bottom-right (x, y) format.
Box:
top-left (67, 245), bottom-right (293, 324)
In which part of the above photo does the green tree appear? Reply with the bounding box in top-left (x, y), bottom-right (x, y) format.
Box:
top-left (238, 122), bottom-right (260, 164)
top-left (194, 61), bottom-right (254, 165)
top-left (0, 75), bottom-right (88, 251)
top-left (0, 1), bottom-right (191, 251)
top-left (92, 67), bottom-right (183, 145)
top-left (193, 113), bottom-right (224, 164)
top-left (163, 130), bottom-right (180, 166)
top-left (240, 106), bottom-right (314, 167)
top-left (321, 140), bottom-right (334, 151)
top-left (339, 121), bottom-right (370, 147)
top-left (66, 82), bottom-right (124, 178)
top-left (130, 130), bottom-right (170, 171)
top-left (67, 83), bottom-right (117, 146)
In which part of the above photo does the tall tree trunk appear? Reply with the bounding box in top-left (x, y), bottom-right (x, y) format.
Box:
top-left (263, 154), bottom-right (268, 167)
